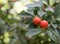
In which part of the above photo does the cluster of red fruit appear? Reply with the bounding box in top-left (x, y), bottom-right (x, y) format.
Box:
top-left (33, 17), bottom-right (48, 29)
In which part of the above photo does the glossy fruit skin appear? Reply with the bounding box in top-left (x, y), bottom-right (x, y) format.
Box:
top-left (33, 17), bottom-right (41, 25)
top-left (40, 20), bottom-right (48, 28)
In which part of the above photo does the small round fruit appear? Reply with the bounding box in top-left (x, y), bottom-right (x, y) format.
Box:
top-left (33, 17), bottom-right (41, 25)
top-left (40, 20), bottom-right (48, 28)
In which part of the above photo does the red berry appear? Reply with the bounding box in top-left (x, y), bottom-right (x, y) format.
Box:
top-left (33, 17), bottom-right (41, 25)
top-left (40, 20), bottom-right (48, 28)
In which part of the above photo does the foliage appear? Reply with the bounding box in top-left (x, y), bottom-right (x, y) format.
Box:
top-left (0, 0), bottom-right (60, 44)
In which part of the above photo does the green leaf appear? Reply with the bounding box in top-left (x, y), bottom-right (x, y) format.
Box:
top-left (26, 28), bottom-right (41, 38)
top-left (46, 30), bottom-right (58, 43)
top-left (19, 21), bottom-right (28, 30)
top-left (19, 11), bottom-right (33, 18)
top-left (46, 27), bottom-right (60, 43)
top-left (28, 23), bottom-right (37, 29)
top-left (56, 0), bottom-right (60, 3)
top-left (42, 11), bottom-right (53, 22)
top-left (45, 7), bottom-right (54, 12)
top-left (43, 0), bottom-right (48, 6)
top-left (49, 0), bottom-right (55, 6)
top-left (54, 3), bottom-right (60, 22)
top-left (6, 18), bottom-right (18, 24)
top-left (38, 11), bottom-right (46, 17)
top-left (0, 10), bottom-right (2, 15)
top-left (0, 19), bottom-right (5, 28)
top-left (26, 0), bottom-right (43, 8)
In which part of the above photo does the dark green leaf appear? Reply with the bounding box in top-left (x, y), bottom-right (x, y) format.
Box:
top-left (19, 11), bottom-right (33, 18)
top-left (26, 28), bottom-right (41, 38)
top-left (54, 3), bottom-right (60, 21)
top-left (46, 30), bottom-right (58, 43)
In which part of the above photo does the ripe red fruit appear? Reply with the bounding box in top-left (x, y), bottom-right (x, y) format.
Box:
top-left (33, 17), bottom-right (41, 25)
top-left (40, 20), bottom-right (48, 28)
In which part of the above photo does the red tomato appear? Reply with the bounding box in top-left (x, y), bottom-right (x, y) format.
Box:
top-left (33, 17), bottom-right (41, 25)
top-left (40, 20), bottom-right (48, 28)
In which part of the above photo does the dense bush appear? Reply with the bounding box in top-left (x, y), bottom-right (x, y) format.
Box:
top-left (0, 0), bottom-right (60, 44)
